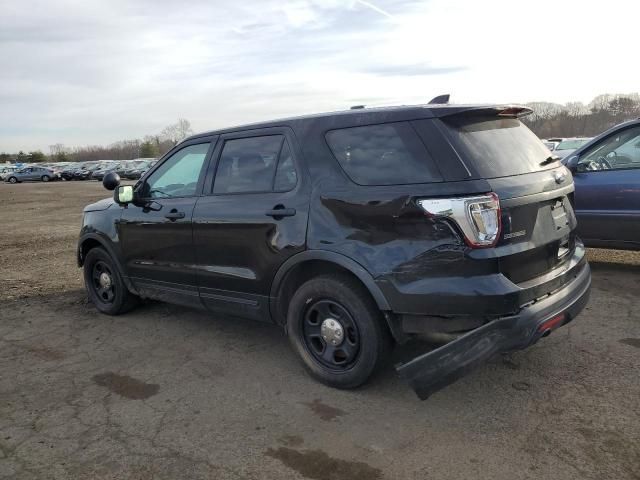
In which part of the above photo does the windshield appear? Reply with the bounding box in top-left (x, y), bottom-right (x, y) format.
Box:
top-left (443, 117), bottom-right (554, 178)
top-left (556, 139), bottom-right (589, 150)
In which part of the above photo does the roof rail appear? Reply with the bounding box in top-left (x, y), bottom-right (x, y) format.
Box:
top-left (428, 94), bottom-right (450, 105)
top-left (350, 105), bottom-right (366, 110)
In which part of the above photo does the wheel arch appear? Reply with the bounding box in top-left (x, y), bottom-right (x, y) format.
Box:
top-left (77, 233), bottom-right (138, 295)
top-left (270, 250), bottom-right (391, 327)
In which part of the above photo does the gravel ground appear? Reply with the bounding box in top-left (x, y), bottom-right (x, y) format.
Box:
top-left (0, 181), bottom-right (639, 479)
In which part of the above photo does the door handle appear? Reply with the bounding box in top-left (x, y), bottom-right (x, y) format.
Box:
top-left (164, 210), bottom-right (185, 221)
top-left (265, 206), bottom-right (296, 218)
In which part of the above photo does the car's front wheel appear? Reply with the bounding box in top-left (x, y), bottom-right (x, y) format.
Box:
top-left (83, 247), bottom-right (138, 315)
top-left (287, 274), bottom-right (391, 389)
top-left (8, 176), bottom-right (17, 184)
top-left (41, 175), bottom-right (50, 182)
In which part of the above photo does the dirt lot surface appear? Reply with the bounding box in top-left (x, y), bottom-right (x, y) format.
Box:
top-left (1, 181), bottom-right (639, 479)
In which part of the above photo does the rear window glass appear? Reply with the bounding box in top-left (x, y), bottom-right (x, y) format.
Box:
top-left (325, 122), bottom-right (442, 185)
top-left (443, 117), bottom-right (553, 178)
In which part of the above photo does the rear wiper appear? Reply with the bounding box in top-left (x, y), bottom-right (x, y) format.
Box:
top-left (540, 155), bottom-right (561, 166)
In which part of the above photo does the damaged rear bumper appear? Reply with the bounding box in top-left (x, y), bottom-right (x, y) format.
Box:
top-left (396, 261), bottom-right (591, 400)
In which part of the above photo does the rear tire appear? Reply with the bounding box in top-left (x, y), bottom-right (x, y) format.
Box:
top-left (287, 273), bottom-right (391, 389)
top-left (83, 247), bottom-right (138, 315)
top-left (41, 175), bottom-right (50, 182)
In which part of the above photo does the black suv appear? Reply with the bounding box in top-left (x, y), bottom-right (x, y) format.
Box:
top-left (78, 104), bottom-right (591, 399)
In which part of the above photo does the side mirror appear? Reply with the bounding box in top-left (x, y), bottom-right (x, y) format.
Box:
top-left (564, 155), bottom-right (580, 172)
top-left (114, 185), bottom-right (134, 204)
top-left (103, 172), bottom-right (121, 191)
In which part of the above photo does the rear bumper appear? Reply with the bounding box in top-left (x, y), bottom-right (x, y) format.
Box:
top-left (376, 241), bottom-right (588, 318)
top-left (396, 260), bottom-right (591, 399)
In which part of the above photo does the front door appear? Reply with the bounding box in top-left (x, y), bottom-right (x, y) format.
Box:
top-left (573, 124), bottom-right (640, 248)
top-left (192, 129), bottom-right (309, 321)
top-left (118, 140), bottom-right (215, 306)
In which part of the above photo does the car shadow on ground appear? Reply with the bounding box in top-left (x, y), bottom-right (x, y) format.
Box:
top-left (0, 287), bottom-right (594, 407)
top-left (588, 259), bottom-right (640, 274)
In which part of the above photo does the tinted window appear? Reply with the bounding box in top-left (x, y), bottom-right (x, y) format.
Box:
top-left (443, 117), bottom-right (553, 178)
top-left (579, 126), bottom-right (640, 171)
top-left (141, 143), bottom-right (210, 198)
top-left (213, 135), bottom-right (283, 194)
top-left (274, 141), bottom-right (297, 191)
top-left (325, 122), bottom-right (442, 185)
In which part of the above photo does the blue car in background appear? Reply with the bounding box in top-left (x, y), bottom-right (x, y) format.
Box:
top-left (564, 119), bottom-right (640, 250)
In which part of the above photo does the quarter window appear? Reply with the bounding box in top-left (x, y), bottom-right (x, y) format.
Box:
top-left (140, 143), bottom-right (210, 198)
top-left (326, 122), bottom-right (442, 185)
top-left (213, 135), bottom-right (296, 194)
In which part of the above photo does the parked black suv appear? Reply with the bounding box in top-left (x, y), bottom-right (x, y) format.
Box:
top-left (78, 104), bottom-right (591, 399)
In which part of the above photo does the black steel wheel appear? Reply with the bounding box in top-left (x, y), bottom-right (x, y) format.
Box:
top-left (287, 273), bottom-right (391, 389)
top-left (302, 299), bottom-right (360, 371)
top-left (90, 260), bottom-right (116, 304)
top-left (83, 247), bottom-right (138, 315)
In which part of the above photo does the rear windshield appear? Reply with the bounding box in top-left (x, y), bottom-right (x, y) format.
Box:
top-left (326, 122), bottom-right (443, 185)
top-left (443, 117), bottom-right (553, 178)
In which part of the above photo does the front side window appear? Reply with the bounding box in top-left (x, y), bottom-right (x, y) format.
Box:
top-left (213, 135), bottom-right (287, 194)
top-left (326, 122), bottom-right (442, 185)
top-left (578, 126), bottom-right (640, 172)
top-left (140, 143), bottom-right (210, 198)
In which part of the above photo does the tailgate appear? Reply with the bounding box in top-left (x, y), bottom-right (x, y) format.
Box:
top-left (487, 168), bottom-right (577, 284)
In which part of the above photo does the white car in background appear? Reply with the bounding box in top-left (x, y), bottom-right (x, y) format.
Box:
top-left (554, 137), bottom-right (592, 159)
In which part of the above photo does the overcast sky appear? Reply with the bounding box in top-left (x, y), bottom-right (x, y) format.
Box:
top-left (2, 0), bottom-right (639, 152)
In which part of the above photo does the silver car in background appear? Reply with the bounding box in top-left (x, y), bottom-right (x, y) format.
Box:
top-left (4, 166), bottom-right (56, 183)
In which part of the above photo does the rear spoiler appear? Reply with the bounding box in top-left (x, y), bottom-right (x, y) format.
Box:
top-left (429, 104), bottom-right (534, 119)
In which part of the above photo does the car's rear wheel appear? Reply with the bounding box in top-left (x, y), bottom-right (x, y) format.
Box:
top-left (41, 175), bottom-right (50, 182)
top-left (8, 176), bottom-right (17, 184)
top-left (83, 247), bottom-right (138, 315)
top-left (287, 273), bottom-right (391, 389)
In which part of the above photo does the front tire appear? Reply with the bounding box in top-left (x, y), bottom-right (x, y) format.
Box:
top-left (287, 274), bottom-right (391, 389)
top-left (83, 247), bottom-right (138, 315)
top-left (8, 176), bottom-right (17, 184)
top-left (41, 175), bottom-right (50, 182)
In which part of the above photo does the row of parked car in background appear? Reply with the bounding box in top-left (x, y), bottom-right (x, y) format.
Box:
top-left (0, 158), bottom-right (157, 183)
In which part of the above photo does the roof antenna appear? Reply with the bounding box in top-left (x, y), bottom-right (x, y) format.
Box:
top-left (350, 105), bottom-right (366, 110)
top-left (428, 94), bottom-right (450, 105)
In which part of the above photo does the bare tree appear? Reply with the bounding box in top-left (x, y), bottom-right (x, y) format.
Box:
top-left (161, 118), bottom-right (193, 146)
top-left (49, 143), bottom-right (66, 156)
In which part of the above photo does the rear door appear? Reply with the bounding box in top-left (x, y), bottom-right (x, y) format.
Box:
top-left (117, 139), bottom-right (215, 306)
top-left (192, 128), bottom-right (310, 322)
top-left (571, 124), bottom-right (640, 248)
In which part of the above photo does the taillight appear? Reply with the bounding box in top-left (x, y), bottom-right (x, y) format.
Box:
top-left (417, 193), bottom-right (501, 248)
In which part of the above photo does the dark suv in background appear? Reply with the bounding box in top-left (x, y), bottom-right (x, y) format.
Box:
top-left (78, 103), bottom-right (591, 399)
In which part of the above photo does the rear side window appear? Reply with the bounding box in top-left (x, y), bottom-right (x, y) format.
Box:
top-left (443, 117), bottom-right (553, 178)
top-left (326, 122), bottom-right (443, 185)
top-left (213, 135), bottom-right (297, 194)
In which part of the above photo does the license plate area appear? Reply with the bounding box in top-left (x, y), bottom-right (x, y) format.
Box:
top-left (551, 198), bottom-right (569, 231)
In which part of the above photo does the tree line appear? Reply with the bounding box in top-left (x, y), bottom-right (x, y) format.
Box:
top-left (522, 93), bottom-right (640, 139)
top-left (3, 94), bottom-right (640, 164)
top-left (0, 119), bottom-right (193, 164)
